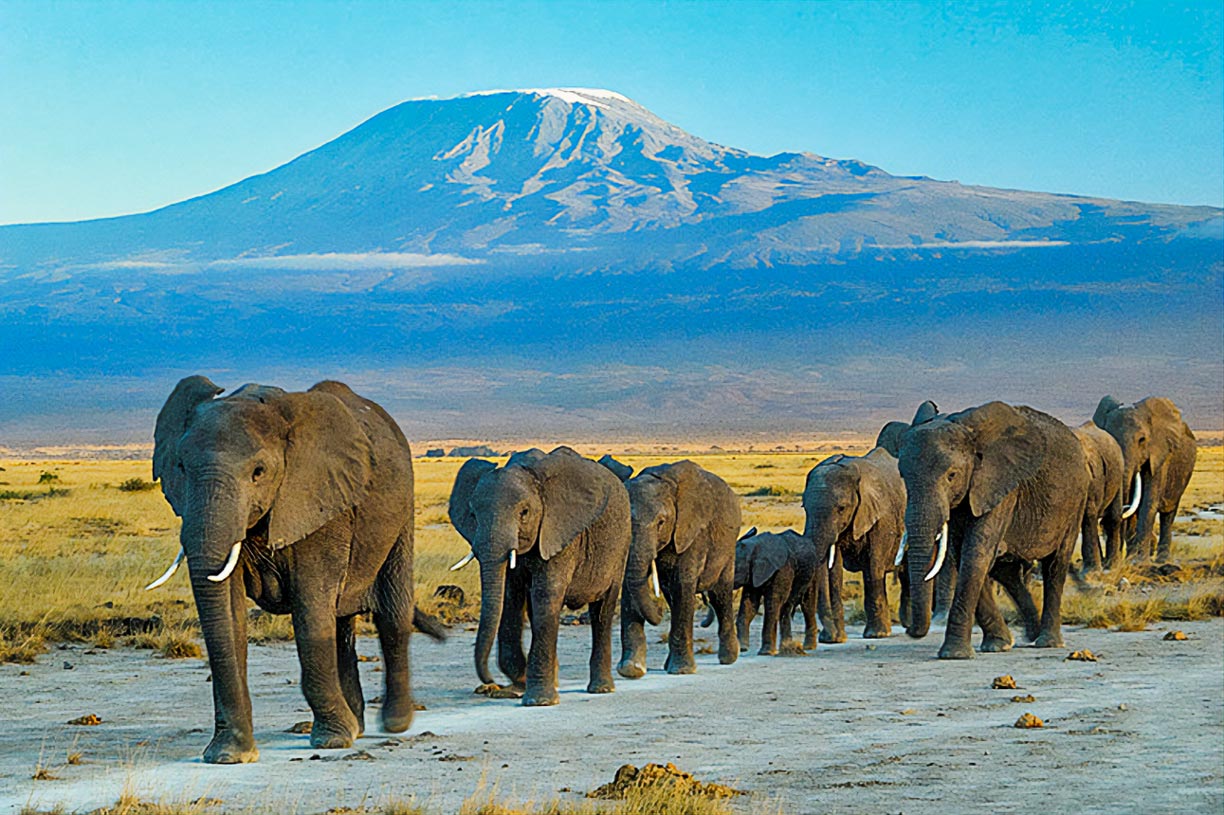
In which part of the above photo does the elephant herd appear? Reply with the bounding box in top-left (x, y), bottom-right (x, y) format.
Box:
top-left (146, 376), bottom-right (1197, 763)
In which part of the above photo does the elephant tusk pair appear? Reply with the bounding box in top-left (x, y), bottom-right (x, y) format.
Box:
top-left (650, 560), bottom-right (661, 598)
top-left (449, 550), bottom-right (476, 571)
top-left (827, 543), bottom-right (837, 570)
top-left (924, 522), bottom-right (948, 582)
top-left (145, 547), bottom-right (185, 590)
top-left (894, 532), bottom-right (907, 567)
top-left (206, 542), bottom-right (243, 583)
top-left (509, 549), bottom-right (517, 570)
top-left (1121, 473), bottom-right (1142, 520)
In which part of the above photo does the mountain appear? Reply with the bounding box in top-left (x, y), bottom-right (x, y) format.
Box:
top-left (0, 88), bottom-right (1221, 444)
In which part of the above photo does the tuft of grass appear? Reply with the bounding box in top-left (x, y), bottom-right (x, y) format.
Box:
top-left (128, 624), bottom-right (203, 659)
top-left (117, 478), bottom-right (157, 492)
top-left (743, 486), bottom-right (796, 497)
top-left (0, 624), bottom-right (48, 664)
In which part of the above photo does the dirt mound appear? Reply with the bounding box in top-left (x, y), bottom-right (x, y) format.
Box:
top-left (1014, 713), bottom-right (1044, 729)
top-left (1163, 630), bottom-right (1188, 641)
top-left (991, 675), bottom-right (1017, 689)
top-left (1066, 650), bottom-right (1099, 662)
top-left (67, 714), bottom-right (102, 726)
top-left (587, 762), bottom-right (744, 800)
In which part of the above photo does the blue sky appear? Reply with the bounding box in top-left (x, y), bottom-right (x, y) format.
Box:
top-left (2, 0), bottom-right (1221, 225)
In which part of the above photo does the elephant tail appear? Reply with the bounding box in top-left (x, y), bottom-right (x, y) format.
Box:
top-left (699, 593), bottom-right (715, 628)
top-left (413, 606), bottom-right (449, 641)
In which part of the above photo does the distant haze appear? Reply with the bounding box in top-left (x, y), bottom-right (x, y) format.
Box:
top-left (0, 89), bottom-right (1220, 445)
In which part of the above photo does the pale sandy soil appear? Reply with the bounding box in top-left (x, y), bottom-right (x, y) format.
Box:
top-left (2, 617), bottom-right (1221, 815)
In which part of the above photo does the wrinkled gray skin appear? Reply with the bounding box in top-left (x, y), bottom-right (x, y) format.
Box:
top-left (449, 446), bottom-right (631, 706)
top-left (153, 377), bottom-right (443, 764)
top-left (730, 529), bottom-right (818, 654)
top-left (618, 461), bottom-right (741, 677)
top-left (1073, 422), bottom-right (1125, 571)
top-left (899, 401), bottom-right (1089, 659)
top-left (1093, 396), bottom-right (1197, 563)
top-left (803, 448), bottom-right (906, 643)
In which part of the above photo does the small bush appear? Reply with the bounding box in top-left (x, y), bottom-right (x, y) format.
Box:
top-left (117, 478), bottom-right (157, 492)
top-left (37, 471), bottom-right (60, 484)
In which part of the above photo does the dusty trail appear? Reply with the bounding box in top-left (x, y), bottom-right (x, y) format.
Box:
top-left (2, 618), bottom-right (1221, 814)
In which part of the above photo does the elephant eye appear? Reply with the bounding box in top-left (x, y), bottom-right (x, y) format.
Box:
top-left (252, 465), bottom-right (266, 481)
top-left (947, 472), bottom-right (956, 482)
top-left (520, 507), bottom-right (529, 518)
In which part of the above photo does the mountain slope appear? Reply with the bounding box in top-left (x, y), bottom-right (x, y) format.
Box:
top-left (0, 88), bottom-right (1220, 442)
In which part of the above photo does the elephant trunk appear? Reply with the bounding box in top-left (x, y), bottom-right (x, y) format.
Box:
top-left (904, 502), bottom-right (946, 639)
top-left (626, 525), bottom-right (664, 626)
top-left (474, 557), bottom-right (507, 686)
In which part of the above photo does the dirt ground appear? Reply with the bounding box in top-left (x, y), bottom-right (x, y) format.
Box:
top-left (2, 614), bottom-right (1221, 814)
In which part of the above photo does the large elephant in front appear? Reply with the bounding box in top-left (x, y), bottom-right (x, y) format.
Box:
top-left (617, 460), bottom-right (741, 678)
top-left (1072, 422), bottom-right (1127, 571)
top-left (447, 446), bottom-right (631, 706)
top-left (898, 401), bottom-right (1089, 659)
top-left (803, 448), bottom-right (906, 642)
top-left (1093, 396), bottom-right (1197, 563)
top-left (151, 377), bottom-right (443, 763)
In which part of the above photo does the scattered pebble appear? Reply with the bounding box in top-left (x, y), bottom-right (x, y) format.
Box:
top-left (67, 714), bottom-right (102, 726)
top-left (1163, 630), bottom-right (1188, 641)
top-left (1066, 650), bottom-right (1099, 662)
top-left (1014, 712), bottom-right (1044, 729)
top-left (1011, 694), bottom-right (1037, 703)
top-left (286, 721), bottom-right (313, 734)
top-left (992, 675), bottom-right (1018, 689)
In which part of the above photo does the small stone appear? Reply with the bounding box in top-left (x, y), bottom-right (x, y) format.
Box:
top-left (900, 708), bottom-right (917, 715)
top-left (67, 714), bottom-right (102, 726)
top-left (62, 662), bottom-right (74, 670)
top-left (1118, 703), bottom-right (1128, 711)
top-left (1011, 694), bottom-right (1037, 703)
top-left (1014, 712), bottom-right (1044, 728)
top-left (992, 675), bottom-right (1018, 689)
top-left (1065, 649), bottom-right (1098, 662)
top-left (1163, 630), bottom-right (1187, 641)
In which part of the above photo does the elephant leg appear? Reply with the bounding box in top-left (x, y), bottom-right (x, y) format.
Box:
top-left (736, 591), bottom-right (755, 652)
top-left (617, 593), bottom-right (648, 680)
top-left (898, 568), bottom-right (911, 630)
top-left (1080, 513), bottom-right (1103, 573)
top-left (1034, 539), bottom-right (1073, 649)
top-left (759, 583), bottom-right (781, 656)
top-left (586, 588), bottom-right (617, 694)
top-left (993, 561), bottom-right (1040, 643)
top-left (708, 575), bottom-right (739, 664)
top-left (975, 582), bottom-right (1014, 653)
top-left (373, 531), bottom-right (414, 733)
top-left (1156, 509), bottom-right (1176, 563)
top-left (522, 584), bottom-right (564, 706)
top-left (497, 569), bottom-right (528, 688)
top-left (664, 570), bottom-right (698, 675)
top-left (862, 571), bottom-right (892, 638)
top-left (801, 581), bottom-right (819, 650)
top-left (819, 555), bottom-right (848, 643)
top-left (335, 615), bottom-right (365, 736)
top-left (293, 602), bottom-right (360, 748)
top-left (940, 513), bottom-right (1007, 660)
top-left (1102, 509), bottom-right (1123, 570)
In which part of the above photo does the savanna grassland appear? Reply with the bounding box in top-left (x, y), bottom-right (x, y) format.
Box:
top-left (2, 444), bottom-right (1221, 664)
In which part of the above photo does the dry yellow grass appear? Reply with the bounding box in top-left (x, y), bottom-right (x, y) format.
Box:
top-left (2, 445), bottom-right (1220, 662)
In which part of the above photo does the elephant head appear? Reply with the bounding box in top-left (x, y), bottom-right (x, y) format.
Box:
top-left (802, 452), bottom-right (892, 569)
top-left (734, 531), bottom-right (792, 589)
top-left (898, 401), bottom-right (1046, 638)
top-left (875, 400), bottom-right (941, 457)
top-left (624, 461), bottom-right (710, 627)
top-left (1093, 395), bottom-right (1187, 544)
top-left (151, 376), bottom-right (373, 760)
top-left (456, 448), bottom-right (615, 685)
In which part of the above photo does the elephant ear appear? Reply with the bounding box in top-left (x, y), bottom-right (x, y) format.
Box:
top-left (598, 454), bottom-right (634, 482)
top-left (1140, 397), bottom-right (1181, 470)
top-left (851, 463), bottom-right (885, 541)
top-left (750, 535), bottom-right (789, 588)
top-left (962, 402), bottom-right (1048, 517)
top-left (912, 400), bottom-right (940, 425)
top-left (153, 375), bottom-right (224, 517)
top-left (448, 458), bottom-right (497, 543)
top-left (267, 390), bottom-right (373, 549)
top-left (875, 422), bottom-right (908, 457)
top-left (535, 455), bottom-right (612, 560)
top-left (506, 448), bottom-right (546, 468)
top-left (738, 526), bottom-right (758, 542)
top-left (1093, 395), bottom-right (1122, 429)
top-left (669, 461), bottom-right (710, 555)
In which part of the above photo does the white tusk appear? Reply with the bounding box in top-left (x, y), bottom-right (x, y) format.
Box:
top-left (924, 522), bottom-right (948, 582)
top-left (827, 543), bottom-right (837, 570)
top-left (449, 550), bottom-right (476, 571)
top-left (650, 560), bottom-right (661, 598)
top-left (145, 548), bottom-right (184, 590)
top-left (894, 532), bottom-right (907, 567)
top-left (1121, 473), bottom-right (1142, 519)
top-left (206, 542), bottom-right (243, 583)
top-left (509, 549), bottom-right (517, 570)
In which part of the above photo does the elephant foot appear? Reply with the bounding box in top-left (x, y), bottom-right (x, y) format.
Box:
top-left (203, 731), bottom-right (258, 765)
top-left (980, 634), bottom-right (1014, 653)
top-left (664, 652), bottom-right (697, 675)
top-left (587, 677), bottom-right (615, 694)
top-left (718, 642), bottom-right (739, 665)
top-left (617, 658), bottom-right (646, 679)
top-left (938, 641), bottom-right (976, 660)
top-left (803, 633), bottom-right (819, 650)
top-left (381, 697), bottom-right (413, 734)
top-left (522, 687), bottom-right (560, 707)
top-left (758, 646), bottom-right (778, 657)
top-left (310, 716), bottom-right (358, 750)
top-left (818, 629), bottom-right (847, 644)
top-left (1033, 631), bottom-right (1064, 649)
top-left (862, 623), bottom-right (892, 639)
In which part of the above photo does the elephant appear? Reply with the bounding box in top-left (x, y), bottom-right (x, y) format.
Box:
top-left (898, 401), bottom-right (1089, 659)
top-left (150, 376), bottom-right (444, 763)
top-left (728, 529), bottom-right (818, 655)
top-left (617, 460), bottom-right (741, 678)
top-left (803, 448), bottom-right (906, 643)
top-left (875, 400), bottom-right (940, 456)
top-left (1093, 396), bottom-right (1197, 563)
top-left (446, 446), bottom-right (631, 706)
top-left (1072, 422), bottom-right (1127, 571)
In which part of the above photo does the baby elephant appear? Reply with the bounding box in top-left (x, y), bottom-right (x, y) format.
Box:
top-left (803, 448), bottom-right (906, 642)
top-left (730, 529), bottom-right (819, 654)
